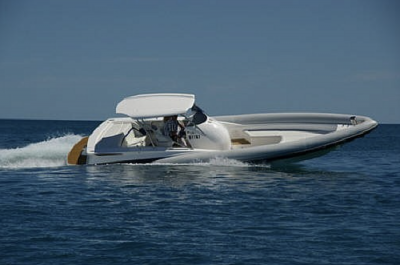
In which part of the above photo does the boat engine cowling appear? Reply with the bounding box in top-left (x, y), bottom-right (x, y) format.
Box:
top-left (185, 117), bottom-right (231, 150)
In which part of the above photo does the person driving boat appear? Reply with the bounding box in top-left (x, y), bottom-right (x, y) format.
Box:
top-left (162, 115), bottom-right (188, 147)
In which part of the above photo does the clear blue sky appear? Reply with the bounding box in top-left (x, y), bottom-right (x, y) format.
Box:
top-left (1, 0), bottom-right (399, 123)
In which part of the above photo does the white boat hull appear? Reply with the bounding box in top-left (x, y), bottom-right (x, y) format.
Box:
top-left (156, 113), bottom-right (377, 163)
top-left (70, 112), bottom-right (377, 165)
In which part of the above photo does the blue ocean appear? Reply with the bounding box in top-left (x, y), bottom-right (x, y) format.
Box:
top-left (1, 119), bottom-right (399, 265)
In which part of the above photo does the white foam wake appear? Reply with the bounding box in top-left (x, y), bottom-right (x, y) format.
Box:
top-left (208, 157), bottom-right (251, 167)
top-left (150, 157), bottom-right (269, 168)
top-left (0, 135), bottom-right (83, 169)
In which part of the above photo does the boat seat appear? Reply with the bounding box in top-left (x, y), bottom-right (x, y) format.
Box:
top-left (156, 134), bottom-right (173, 147)
top-left (151, 122), bottom-right (173, 147)
top-left (123, 134), bottom-right (147, 147)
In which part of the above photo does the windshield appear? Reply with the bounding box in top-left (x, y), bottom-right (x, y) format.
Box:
top-left (190, 104), bottom-right (208, 125)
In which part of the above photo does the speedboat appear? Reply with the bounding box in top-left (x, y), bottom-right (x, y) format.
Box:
top-left (67, 93), bottom-right (378, 165)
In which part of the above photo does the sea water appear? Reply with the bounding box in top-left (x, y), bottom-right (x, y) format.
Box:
top-left (0, 119), bottom-right (399, 265)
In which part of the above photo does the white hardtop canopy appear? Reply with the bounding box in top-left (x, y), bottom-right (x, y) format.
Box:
top-left (116, 93), bottom-right (195, 119)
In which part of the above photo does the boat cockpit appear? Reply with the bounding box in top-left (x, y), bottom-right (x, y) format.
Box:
top-left (87, 104), bottom-right (232, 154)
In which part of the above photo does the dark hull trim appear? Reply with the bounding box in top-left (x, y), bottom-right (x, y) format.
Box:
top-left (93, 157), bottom-right (162, 165)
